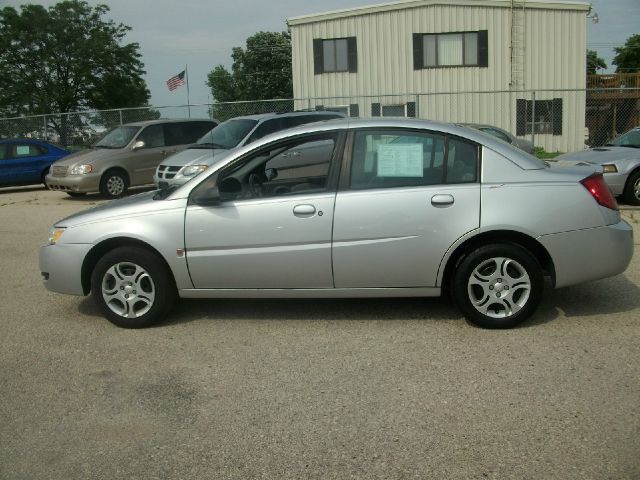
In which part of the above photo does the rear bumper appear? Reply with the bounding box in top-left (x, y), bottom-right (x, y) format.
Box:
top-left (39, 243), bottom-right (92, 296)
top-left (538, 220), bottom-right (633, 288)
top-left (46, 173), bottom-right (101, 193)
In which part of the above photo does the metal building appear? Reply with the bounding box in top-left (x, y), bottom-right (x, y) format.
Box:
top-left (288, 0), bottom-right (591, 152)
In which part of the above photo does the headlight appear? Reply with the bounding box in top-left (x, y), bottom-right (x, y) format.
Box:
top-left (181, 165), bottom-right (208, 177)
top-left (47, 227), bottom-right (65, 245)
top-left (70, 164), bottom-right (93, 175)
top-left (602, 164), bottom-right (618, 174)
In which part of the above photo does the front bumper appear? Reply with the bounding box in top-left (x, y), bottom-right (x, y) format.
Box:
top-left (538, 220), bottom-right (633, 288)
top-left (602, 172), bottom-right (627, 196)
top-left (40, 243), bottom-right (93, 296)
top-left (46, 173), bottom-right (101, 194)
top-left (153, 169), bottom-right (192, 188)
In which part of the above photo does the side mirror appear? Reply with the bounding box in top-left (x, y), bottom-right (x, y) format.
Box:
top-left (265, 168), bottom-right (278, 181)
top-left (132, 140), bottom-right (145, 150)
top-left (219, 177), bottom-right (242, 201)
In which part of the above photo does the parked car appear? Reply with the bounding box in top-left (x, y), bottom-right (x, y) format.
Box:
top-left (154, 111), bottom-right (345, 188)
top-left (46, 119), bottom-right (217, 198)
top-left (461, 123), bottom-right (535, 154)
top-left (40, 119), bottom-right (633, 330)
top-left (555, 127), bottom-right (640, 205)
top-left (0, 138), bottom-right (69, 188)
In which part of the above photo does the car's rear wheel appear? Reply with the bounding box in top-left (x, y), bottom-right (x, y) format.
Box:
top-left (623, 169), bottom-right (640, 206)
top-left (100, 170), bottom-right (128, 199)
top-left (91, 246), bottom-right (176, 328)
top-left (453, 243), bottom-right (543, 329)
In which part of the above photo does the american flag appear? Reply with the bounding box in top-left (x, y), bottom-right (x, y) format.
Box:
top-left (166, 70), bottom-right (186, 91)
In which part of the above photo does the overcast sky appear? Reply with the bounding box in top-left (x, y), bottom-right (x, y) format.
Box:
top-left (5, 0), bottom-right (639, 107)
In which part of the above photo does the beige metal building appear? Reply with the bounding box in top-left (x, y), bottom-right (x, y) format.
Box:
top-left (287, 0), bottom-right (591, 152)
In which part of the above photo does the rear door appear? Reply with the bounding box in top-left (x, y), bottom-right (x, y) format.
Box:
top-left (332, 129), bottom-right (481, 288)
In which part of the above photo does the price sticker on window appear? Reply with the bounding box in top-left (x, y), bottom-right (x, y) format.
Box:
top-left (377, 144), bottom-right (423, 177)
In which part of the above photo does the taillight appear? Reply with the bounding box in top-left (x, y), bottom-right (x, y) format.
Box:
top-left (581, 173), bottom-right (618, 210)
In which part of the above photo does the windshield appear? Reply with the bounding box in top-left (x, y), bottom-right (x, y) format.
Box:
top-left (94, 126), bottom-right (141, 148)
top-left (195, 118), bottom-right (258, 149)
top-left (610, 129), bottom-right (640, 148)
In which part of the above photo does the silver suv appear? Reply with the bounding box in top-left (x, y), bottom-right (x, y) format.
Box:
top-left (46, 119), bottom-right (217, 198)
top-left (154, 111), bottom-right (345, 187)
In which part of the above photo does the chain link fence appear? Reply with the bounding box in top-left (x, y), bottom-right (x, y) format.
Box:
top-left (1, 89), bottom-right (638, 154)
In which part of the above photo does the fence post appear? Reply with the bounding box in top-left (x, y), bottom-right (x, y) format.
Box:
top-left (119, 109), bottom-right (123, 125)
top-left (43, 116), bottom-right (48, 141)
top-left (531, 90), bottom-right (536, 148)
top-left (415, 94), bottom-right (420, 118)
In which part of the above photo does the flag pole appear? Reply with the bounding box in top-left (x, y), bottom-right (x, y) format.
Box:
top-left (185, 64), bottom-right (191, 118)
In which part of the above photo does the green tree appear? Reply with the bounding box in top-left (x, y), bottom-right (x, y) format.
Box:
top-left (586, 49), bottom-right (607, 75)
top-left (612, 33), bottom-right (640, 73)
top-left (207, 31), bottom-right (293, 103)
top-left (0, 1), bottom-right (150, 142)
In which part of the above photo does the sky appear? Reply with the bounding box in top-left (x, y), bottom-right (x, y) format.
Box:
top-left (5, 0), bottom-right (640, 107)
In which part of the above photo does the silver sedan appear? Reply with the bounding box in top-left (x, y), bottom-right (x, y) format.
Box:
top-left (555, 127), bottom-right (640, 205)
top-left (40, 119), bottom-right (633, 329)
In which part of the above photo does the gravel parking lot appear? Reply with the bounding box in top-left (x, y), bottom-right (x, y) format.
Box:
top-left (1, 186), bottom-right (639, 480)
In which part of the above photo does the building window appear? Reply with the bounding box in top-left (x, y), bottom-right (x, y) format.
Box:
top-left (516, 98), bottom-right (563, 136)
top-left (413, 31), bottom-right (488, 69)
top-left (313, 37), bottom-right (357, 74)
top-left (371, 102), bottom-right (417, 118)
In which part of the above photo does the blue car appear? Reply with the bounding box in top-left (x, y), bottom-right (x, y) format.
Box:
top-left (0, 138), bottom-right (70, 188)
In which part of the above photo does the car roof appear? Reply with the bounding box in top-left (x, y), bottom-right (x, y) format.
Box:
top-left (235, 118), bottom-right (544, 169)
top-left (228, 111), bottom-right (347, 122)
top-left (121, 118), bottom-right (217, 127)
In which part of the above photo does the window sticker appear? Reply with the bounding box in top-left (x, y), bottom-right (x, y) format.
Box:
top-left (377, 144), bottom-right (423, 177)
top-left (16, 146), bottom-right (31, 155)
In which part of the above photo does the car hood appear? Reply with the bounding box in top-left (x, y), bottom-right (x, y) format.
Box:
top-left (55, 190), bottom-right (183, 228)
top-left (160, 147), bottom-right (232, 168)
top-left (50, 148), bottom-right (121, 167)
top-left (555, 146), bottom-right (639, 166)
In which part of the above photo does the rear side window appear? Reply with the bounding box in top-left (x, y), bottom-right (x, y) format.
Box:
top-left (9, 143), bottom-right (47, 158)
top-left (350, 131), bottom-right (478, 189)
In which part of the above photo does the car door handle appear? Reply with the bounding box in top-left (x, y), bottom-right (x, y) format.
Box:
top-left (293, 204), bottom-right (316, 217)
top-left (431, 194), bottom-right (454, 207)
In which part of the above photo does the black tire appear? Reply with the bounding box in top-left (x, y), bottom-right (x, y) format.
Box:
top-left (41, 168), bottom-right (50, 189)
top-left (452, 243), bottom-right (543, 329)
top-left (100, 170), bottom-right (128, 199)
top-left (66, 192), bottom-right (87, 198)
top-left (91, 246), bottom-right (176, 328)
top-left (623, 169), bottom-right (640, 206)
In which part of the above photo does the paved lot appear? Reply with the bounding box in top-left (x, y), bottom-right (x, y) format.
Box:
top-left (1, 186), bottom-right (639, 480)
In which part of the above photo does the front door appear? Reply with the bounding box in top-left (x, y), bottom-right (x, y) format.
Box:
top-left (128, 124), bottom-right (168, 185)
top-left (332, 129), bottom-right (481, 288)
top-left (185, 132), bottom-right (343, 289)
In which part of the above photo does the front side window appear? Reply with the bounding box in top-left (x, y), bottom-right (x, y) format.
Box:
top-left (350, 131), bottom-right (478, 189)
top-left (414, 31), bottom-right (487, 68)
top-left (137, 124), bottom-right (165, 148)
top-left (313, 37), bottom-right (357, 74)
top-left (94, 126), bottom-right (140, 149)
top-left (196, 118), bottom-right (258, 149)
top-left (214, 134), bottom-right (338, 201)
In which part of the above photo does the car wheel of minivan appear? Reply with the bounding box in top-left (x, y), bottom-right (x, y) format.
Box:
top-left (100, 170), bottom-right (128, 198)
top-left (91, 246), bottom-right (176, 328)
top-left (623, 169), bottom-right (640, 206)
top-left (453, 243), bottom-right (543, 329)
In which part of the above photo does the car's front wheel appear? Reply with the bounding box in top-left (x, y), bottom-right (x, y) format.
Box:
top-left (91, 246), bottom-right (176, 328)
top-left (453, 243), bottom-right (543, 329)
top-left (100, 170), bottom-right (128, 199)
